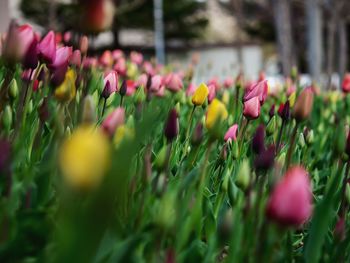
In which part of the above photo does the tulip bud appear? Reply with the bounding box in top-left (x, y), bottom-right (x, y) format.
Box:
top-left (59, 125), bottom-right (110, 190)
top-left (70, 50), bottom-right (82, 68)
top-left (276, 152), bottom-right (286, 165)
top-left (38, 98), bottom-right (49, 123)
top-left (156, 191), bottom-right (176, 229)
top-left (345, 181), bottom-right (350, 205)
top-left (51, 64), bottom-right (69, 87)
top-left (243, 96), bottom-right (260, 120)
top-left (254, 145), bottom-right (275, 172)
top-left (2, 105), bottom-right (13, 130)
top-left (192, 83), bottom-right (209, 106)
top-left (164, 109), bottom-right (179, 142)
top-left (119, 79), bottom-right (127, 97)
top-left (191, 122), bottom-right (203, 146)
top-left (82, 95), bottom-right (97, 124)
top-left (54, 69), bottom-right (76, 102)
top-left (293, 88), bottom-right (314, 122)
top-left (232, 140), bottom-right (240, 159)
top-left (266, 116), bottom-right (276, 136)
top-left (278, 101), bottom-right (290, 121)
top-left (224, 124), bottom-right (238, 143)
top-left (266, 166), bottom-right (312, 227)
top-left (333, 216), bottom-right (346, 241)
top-left (102, 81), bottom-right (113, 99)
top-left (298, 132), bottom-right (306, 148)
top-left (134, 87), bottom-right (146, 103)
top-left (252, 125), bottom-right (265, 154)
top-left (155, 145), bottom-right (167, 170)
top-left (306, 129), bottom-right (314, 145)
top-left (79, 36), bottom-right (89, 55)
top-left (8, 79), bottom-right (18, 100)
top-left (235, 159), bottom-right (250, 191)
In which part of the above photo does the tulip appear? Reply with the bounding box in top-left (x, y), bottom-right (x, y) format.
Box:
top-left (112, 49), bottom-right (124, 60)
top-left (164, 109), bottom-right (179, 142)
top-left (82, 0), bottom-right (115, 33)
top-left (235, 159), bottom-right (250, 191)
top-left (205, 98), bottom-right (228, 131)
top-left (17, 24), bottom-right (35, 57)
top-left (50, 46), bottom-right (73, 69)
top-left (54, 69), bottom-right (76, 102)
top-left (63, 31), bottom-right (72, 44)
top-left (243, 96), bottom-right (260, 120)
top-left (292, 88), bottom-right (314, 122)
top-left (252, 125), bottom-right (265, 154)
top-left (82, 95), bottom-right (97, 124)
top-left (126, 80), bottom-right (137, 96)
top-left (150, 75), bottom-right (162, 92)
top-left (103, 71), bottom-right (118, 93)
top-left (130, 51), bottom-right (143, 65)
top-left (278, 101), bottom-right (290, 121)
top-left (102, 81), bottom-right (114, 99)
top-left (114, 57), bottom-right (127, 76)
top-left (59, 125), bottom-right (110, 190)
top-left (269, 104), bottom-right (275, 119)
top-left (342, 73), bottom-right (350, 93)
top-left (254, 145), bottom-right (275, 171)
top-left (165, 73), bottom-right (183, 92)
top-left (186, 83), bottom-right (196, 97)
top-left (207, 77), bottom-right (220, 91)
top-left (8, 79), bottom-right (18, 100)
top-left (243, 80), bottom-right (268, 105)
top-left (51, 64), bottom-right (69, 87)
top-left (143, 61), bottom-right (155, 76)
top-left (223, 77), bottom-right (234, 89)
top-left (119, 80), bottom-right (127, 97)
top-left (102, 107), bottom-right (125, 136)
top-left (79, 35), bottom-right (89, 55)
top-left (37, 31), bottom-right (56, 64)
top-left (192, 83), bottom-right (209, 106)
top-left (224, 124), bottom-right (238, 142)
top-left (191, 122), bottom-right (204, 146)
top-left (70, 50), bottom-right (82, 67)
top-left (266, 166), bottom-right (312, 227)
top-left (208, 84), bottom-right (216, 103)
top-left (23, 37), bottom-right (38, 69)
top-left (136, 74), bottom-right (148, 88)
top-left (100, 50), bottom-right (113, 67)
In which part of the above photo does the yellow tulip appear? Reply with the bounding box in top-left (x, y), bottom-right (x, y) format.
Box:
top-left (192, 83), bottom-right (209, 106)
top-left (289, 91), bottom-right (296, 107)
top-left (55, 69), bottom-right (76, 102)
top-left (113, 125), bottom-right (134, 148)
top-left (59, 125), bottom-right (110, 190)
top-left (205, 98), bottom-right (228, 130)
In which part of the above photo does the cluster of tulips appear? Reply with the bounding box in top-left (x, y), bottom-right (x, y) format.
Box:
top-left (0, 22), bottom-right (350, 263)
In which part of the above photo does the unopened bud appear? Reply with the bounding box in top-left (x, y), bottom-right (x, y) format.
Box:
top-left (119, 79), bottom-right (127, 97)
top-left (232, 140), bottom-right (239, 159)
top-left (191, 122), bottom-right (203, 146)
top-left (266, 116), bottom-right (276, 136)
top-left (298, 132), bottom-right (305, 148)
top-left (278, 101), bottom-right (290, 121)
top-left (79, 36), bottom-right (89, 55)
top-left (8, 79), bottom-right (18, 99)
top-left (252, 125), bottom-right (265, 154)
top-left (2, 105), bottom-right (12, 130)
top-left (306, 130), bottom-right (314, 145)
top-left (254, 145), bottom-right (275, 171)
top-left (333, 217), bottom-right (346, 241)
top-left (164, 109), bottom-right (179, 142)
top-left (155, 145), bottom-right (167, 171)
top-left (235, 159), bottom-right (250, 191)
top-left (269, 104), bottom-right (275, 119)
top-left (293, 88), bottom-right (314, 122)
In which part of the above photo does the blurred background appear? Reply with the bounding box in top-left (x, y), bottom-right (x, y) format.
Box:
top-left (0, 0), bottom-right (349, 88)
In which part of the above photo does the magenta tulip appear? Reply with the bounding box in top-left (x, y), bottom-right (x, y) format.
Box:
top-left (266, 166), bottom-right (312, 227)
top-left (224, 124), bottom-right (238, 142)
top-left (243, 96), bottom-right (260, 120)
top-left (50, 46), bottom-right (72, 69)
top-left (38, 31), bottom-right (56, 64)
top-left (244, 80), bottom-right (268, 105)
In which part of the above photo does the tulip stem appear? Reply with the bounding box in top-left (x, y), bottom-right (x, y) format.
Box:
top-left (120, 95), bottom-right (124, 107)
top-left (285, 122), bottom-right (299, 170)
top-left (180, 105), bottom-right (196, 162)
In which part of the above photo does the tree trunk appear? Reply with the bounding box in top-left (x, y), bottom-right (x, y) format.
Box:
top-left (338, 18), bottom-right (347, 81)
top-left (271, 0), bottom-right (293, 76)
top-left (306, 0), bottom-right (323, 84)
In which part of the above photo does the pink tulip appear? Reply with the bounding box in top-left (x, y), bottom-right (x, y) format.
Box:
top-left (50, 46), bottom-right (72, 69)
top-left (112, 49), bottom-right (124, 60)
top-left (186, 83), bottom-right (196, 97)
top-left (114, 57), bottom-right (127, 76)
top-left (18, 24), bottom-right (35, 57)
top-left (243, 96), bottom-right (261, 120)
top-left (70, 50), bottom-right (82, 67)
top-left (100, 50), bottom-right (113, 67)
top-left (104, 71), bottom-right (118, 93)
top-left (207, 77), bottom-right (220, 91)
top-left (244, 80), bottom-right (268, 105)
top-left (63, 32), bottom-right (72, 44)
top-left (208, 84), bottom-right (216, 103)
top-left (82, 57), bottom-right (98, 69)
top-left (143, 61), bottom-right (155, 76)
top-left (155, 85), bottom-right (166, 97)
top-left (38, 31), bottom-right (56, 64)
top-left (223, 77), bottom-right (234, 89)
top-left (224, 124), bottom-right (238, 142)
top-left (102, 107), bottom-right (125, 136)
top-left (342, 73), bottom-right (350, 93)
top-left (164, 73), bottom-right (183, 92)
top-left (266, 166), bottom-right (312, 227)
top-left (136, 74), bottom-right (148, 88)
top-left (130, 51), bottom-right (143, 65)
top-left (150, 75), bottom-right (162, 92)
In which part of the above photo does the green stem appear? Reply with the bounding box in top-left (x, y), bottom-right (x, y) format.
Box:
top-left (285, 122), bottom-right (299, 169)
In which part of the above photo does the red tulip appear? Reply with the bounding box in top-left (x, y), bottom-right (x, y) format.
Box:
top-left (38, 31), bottom-right (56, 64)
top-left (243, 96), bottom-right (261, 120)
top-left (342, 73), bottom-right (350, 93)
top-left (266, 166), bottom-right (312, 227)
top-left (244, 80), bottom-right (268, 105)
top-left (102, 107), bottom-right (125, 136)
top-left (126, 80), bottom-right (137, 96)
